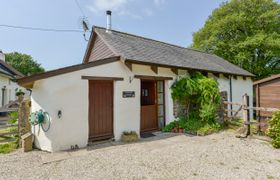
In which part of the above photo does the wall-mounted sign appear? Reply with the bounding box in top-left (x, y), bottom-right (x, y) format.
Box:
top-left (123, 91), bottom-right (135, 98)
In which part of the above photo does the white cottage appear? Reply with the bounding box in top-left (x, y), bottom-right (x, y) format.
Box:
top-left (0, 51), bottom-right (24, 108)
top-left (18, 13), bottom-right (254, 152)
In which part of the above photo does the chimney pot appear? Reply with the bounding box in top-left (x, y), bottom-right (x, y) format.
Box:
top-left (106, 10), bottom-right (112, 15)
top-left (106, 10), bottom-right (112, 33)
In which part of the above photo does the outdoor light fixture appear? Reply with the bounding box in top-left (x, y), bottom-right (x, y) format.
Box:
top-left (58, 110), bottom-right (62, 119)
top-left (129, 76), bottom-right (134, 83)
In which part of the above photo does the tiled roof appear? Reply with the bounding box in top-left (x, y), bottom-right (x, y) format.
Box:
top-left (0, 60), bottom-right (24, 78)
top-left (95, 26), bottom-right (254, 77)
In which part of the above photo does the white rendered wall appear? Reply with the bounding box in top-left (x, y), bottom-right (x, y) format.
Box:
top-left (31, 61), bottom-right (253, 152)
top-left (31, 61), bottom-right (140, 152)
top-left (231, 76), bottom-right (253, 119)
top-left (209, 73), bottom-right (253, 119)
top-left (0, 75), bottom-right (25, 107)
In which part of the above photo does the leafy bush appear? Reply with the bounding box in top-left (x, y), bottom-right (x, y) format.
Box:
top-left (166, 72), bottom-right (221, 135)
top-left (267, 111), bottom-right (280, 148)
top-left (162, 113), bottom-right (221, 135)
top-left (162, 121), bottom-right (179, 132)
top-left (171, 72), bottom-right (221, 124)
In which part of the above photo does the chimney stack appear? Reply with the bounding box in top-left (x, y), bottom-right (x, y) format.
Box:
top-left (106, 10), bottom-right (112, 33)
top-left (0, 50), bottom-right (5, 62)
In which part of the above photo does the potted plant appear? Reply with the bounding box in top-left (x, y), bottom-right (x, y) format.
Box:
top-left (16, 90), bottom-right (25, 102)
top-left (121, 131), bottom-right (139, 142)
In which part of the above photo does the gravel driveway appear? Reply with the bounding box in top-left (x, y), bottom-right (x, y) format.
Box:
top-left (1, 131), bottom-right (280, 180)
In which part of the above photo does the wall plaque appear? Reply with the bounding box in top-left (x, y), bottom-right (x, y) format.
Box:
top-left (123, 91), bottom-right (135, 98)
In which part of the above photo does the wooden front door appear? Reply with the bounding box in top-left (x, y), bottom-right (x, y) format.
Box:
top-left (140, 80), bottom-right (158, 133)
top-left (88, 80), bottom-right (113, 141)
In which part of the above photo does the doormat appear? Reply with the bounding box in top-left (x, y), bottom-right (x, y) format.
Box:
top-left (140, 133), bottom-right (156, 138)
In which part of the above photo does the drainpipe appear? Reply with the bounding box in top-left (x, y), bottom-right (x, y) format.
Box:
top-left (229, 76), bottom-right (233, 116)
top-left (1, 86), bottom-right (6, 106)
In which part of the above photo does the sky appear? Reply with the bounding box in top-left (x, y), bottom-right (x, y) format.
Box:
top-left (0, 0), bottom-right (229, 70)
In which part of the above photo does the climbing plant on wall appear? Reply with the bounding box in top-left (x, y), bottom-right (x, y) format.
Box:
top-left (171, 72), bottom-right (221, 123)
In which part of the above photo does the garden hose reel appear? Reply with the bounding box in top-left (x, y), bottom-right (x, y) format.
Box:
top-left (30, 110), bottom-right (51, 132)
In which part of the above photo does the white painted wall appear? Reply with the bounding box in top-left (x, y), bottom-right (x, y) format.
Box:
top-left (231, 76), bottom-right (254, 119)
top-left (31, 61), bottom-right (139, 152)
top-left (208, 73), bottom-right (253, 118)
top-left (0, 75), bottom-right (25, 107)
top-left (31, 61), bottom-right (253, 152)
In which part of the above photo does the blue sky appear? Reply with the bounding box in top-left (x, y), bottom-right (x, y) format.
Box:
top-left (1, 0), bottom-right (233, 70)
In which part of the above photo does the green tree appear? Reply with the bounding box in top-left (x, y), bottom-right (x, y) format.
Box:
top-left (5, 52), bottom-right (45, 76)
top-left (192, 0), bottom-right (280, 79)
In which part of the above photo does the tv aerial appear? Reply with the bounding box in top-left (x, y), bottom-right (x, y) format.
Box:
top-left (79, 17), bottom-right (90, 41)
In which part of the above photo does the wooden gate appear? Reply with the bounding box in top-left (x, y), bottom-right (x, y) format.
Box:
top-left (88, 80), bottom-right (113, 141)
top-left (140, 80), bottom-right (158, 133)
top-left (223, 94), bottom-right (279, 137)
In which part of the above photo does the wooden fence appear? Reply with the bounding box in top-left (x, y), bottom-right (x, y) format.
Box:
top-left (222, 94), bottom-right (279, 137)
top-left (0, 107), bottom-right (19, 144)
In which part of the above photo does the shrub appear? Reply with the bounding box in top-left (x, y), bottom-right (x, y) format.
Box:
top-left (166, 72), bottom-right (222, 135)
top-left (162, 121), bottom-right (179, 132)
top-left (171, 72), bottom-right (221, 125)
top-left (162, 113), bottom-right (221, 135)
top-left (267, 111), bottom-right (280, 148)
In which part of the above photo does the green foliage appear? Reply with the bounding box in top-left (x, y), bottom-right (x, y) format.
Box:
top-left (171, 72), bottom-right (221, 123)
top-left (8, 111), bottom-right (18, 124)
top-left (267, 111), bottom-right (280, 148)
top-left (0, 112), bottom-right (19, 154)
top-left (5, 52), bottom-right (45, 76)
top-left (162, 113), bottom-right (221, 135)
top-left (0, 140), bottom-right (18, 154)
top-left (192, 0), bottom-right (280, 79)
top-left (165, 73), bottom-right (222, 135)
top-left (15, 90), bottom-right (25, 97)
top-left (0, 127), bottom-right (19, 154)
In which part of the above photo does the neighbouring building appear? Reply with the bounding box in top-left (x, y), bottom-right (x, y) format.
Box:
top-left (18, 11), bottom-right (254, 152)
top-left (254, 74), bottom-right (280, 118)
top-left (0, 50), bottom-right (24, 107)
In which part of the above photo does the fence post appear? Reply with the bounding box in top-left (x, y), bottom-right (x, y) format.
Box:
top-left (18, 96), bottom-right (32, 152)
top-left (242, 94), bottom-right (250, 136)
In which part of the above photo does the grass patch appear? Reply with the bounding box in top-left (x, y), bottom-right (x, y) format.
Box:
top-left (225, 118), bottom-right (243, 129)
top-left (0, 126), bottom-right (18, 134)
top-left (0, 126), bottom-right (19, 154)
top-left (0, 140), bottom-right (19, 154)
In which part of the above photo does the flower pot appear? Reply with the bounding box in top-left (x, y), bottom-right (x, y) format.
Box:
top-left (172, 128), bottom-right (178, 133)
top-left (121, 133), bottom-right (139, 142)
top-left (178, 128), bottom-right (184, 133)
